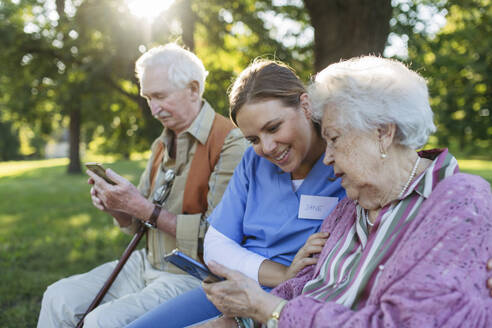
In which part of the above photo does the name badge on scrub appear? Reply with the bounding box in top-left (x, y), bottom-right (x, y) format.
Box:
top-left (298, 195), bottom-right (338, 220)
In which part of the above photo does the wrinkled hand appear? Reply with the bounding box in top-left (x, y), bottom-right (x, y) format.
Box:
top-left (487, 258), bottom-right (492, 297)
top-left (89, 179), bottom-right (110, 212)
top-left (87, 168), bottom-right (148, 219)
top-left (283, 231), bottom-right (329, 281)
top-left (203, 261), bottom-right (283, 323)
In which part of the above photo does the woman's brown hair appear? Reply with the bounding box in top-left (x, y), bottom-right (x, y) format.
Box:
top-left (228, 59), bottom-right (307, 126)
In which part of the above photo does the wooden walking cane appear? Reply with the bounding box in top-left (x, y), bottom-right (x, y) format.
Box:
top-left (76, 145), bottom-right (171, 328)
top-left (75, 224), bottom-right (147, 328)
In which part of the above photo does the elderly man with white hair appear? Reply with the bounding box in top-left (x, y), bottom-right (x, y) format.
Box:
top-left (37, 43), bottom-right (247, 328)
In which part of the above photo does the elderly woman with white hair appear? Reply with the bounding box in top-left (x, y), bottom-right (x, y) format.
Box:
top-left (199, 56), bottom-right (492, 327)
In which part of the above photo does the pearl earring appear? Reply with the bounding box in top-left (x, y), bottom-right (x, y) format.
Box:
top-left (379, 141), bottom-right (387, 159)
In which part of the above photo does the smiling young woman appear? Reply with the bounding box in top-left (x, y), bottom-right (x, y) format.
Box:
top-left (237, 97), bottom-right (322, 180)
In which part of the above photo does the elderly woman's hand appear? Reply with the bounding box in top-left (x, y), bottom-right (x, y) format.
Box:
top-left (87, 168), bottom-right (152, 220)
top-left (283, 231), bottom-right (329, 281)
top-left (203, 261), bottom-right (286, 323)
top-left (487, 258), bottom-right (492, 297)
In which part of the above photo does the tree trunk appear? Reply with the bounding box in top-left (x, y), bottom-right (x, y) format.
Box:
top-left (178, 0), bottom-right (195, 51)
top-left (56, 0), bottom-right (81, 173)
top-left (55, 0), bottom-right (65, 17)
top-left (304, 0), bottom-right (392, 71)
top-left (67, 108), bottom-right (81, 174)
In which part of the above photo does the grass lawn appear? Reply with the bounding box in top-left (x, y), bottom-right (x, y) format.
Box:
top-left (0, 156), bottom-right (491, 327)
top-left (0, 158), bottom-right (146, 327)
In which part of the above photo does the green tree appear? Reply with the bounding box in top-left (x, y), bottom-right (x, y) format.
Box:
top-left (0, 0), bottom-right (60, 158)
top-left (0, 0), bottom-right (159, 169)
top-left (0, 0), bottom-right (433, 168)
top-left (403, 0), bottom-right (492, 153)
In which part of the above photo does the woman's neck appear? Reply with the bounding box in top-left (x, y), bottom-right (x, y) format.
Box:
top-left (367, 153), bottom-right (432, 227)
top-left (376, 147), bottom-right (432, 210)
top-left (291, 133), bottom-right (325, 180)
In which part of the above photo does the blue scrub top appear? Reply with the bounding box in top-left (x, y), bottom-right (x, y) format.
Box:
top-left (208, 147), bottom-right (345, 267)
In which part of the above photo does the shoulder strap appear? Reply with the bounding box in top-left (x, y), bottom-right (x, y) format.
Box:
top-left (182, 113), bottom-right (235, 214)
top-left (149, 141), bottom-right (165, 194)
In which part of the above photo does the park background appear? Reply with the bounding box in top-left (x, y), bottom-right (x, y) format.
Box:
top-left (0, 0), bottom-right (490, 326)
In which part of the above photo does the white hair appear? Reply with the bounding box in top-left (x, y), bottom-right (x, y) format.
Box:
top-left (309, 56), bottom-right (436, 149)
top-left (135, 43), bottom-right (208, 96)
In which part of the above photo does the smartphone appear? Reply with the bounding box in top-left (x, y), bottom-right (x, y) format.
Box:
top-left (85, 162), bottom-right (116, 185)
top-left (164, 249), bottom-right (224, 283)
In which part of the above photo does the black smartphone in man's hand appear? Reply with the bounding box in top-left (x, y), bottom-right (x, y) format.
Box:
top-left (85, 162), bottom-right (116, 185)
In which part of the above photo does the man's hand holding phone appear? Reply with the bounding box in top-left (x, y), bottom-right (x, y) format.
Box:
top-left (85, 163), bottom-right (151, 224)
top-left (86, 162), bottom-right (116, 212)
top-left (86, 162), bottom-right (116, 185)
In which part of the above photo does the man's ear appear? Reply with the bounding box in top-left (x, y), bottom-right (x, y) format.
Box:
top-left (378, 123), bottom-right (397, 152)
top-left (188, 80), bottom-right (200, 102)
top-left (299, 93), bottom-right (312, 120)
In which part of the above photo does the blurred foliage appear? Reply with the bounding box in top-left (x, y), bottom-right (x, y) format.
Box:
top-left (391, 0), bottom-right (491, 154)
top-left (406, 0), bottom-right (491, 154)
top-left (0, 0), bottom-right (490, 165)
top-left (0, 0), bottom-right (313, 164)
top-left (193, 0), bottom-right (314, 114)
